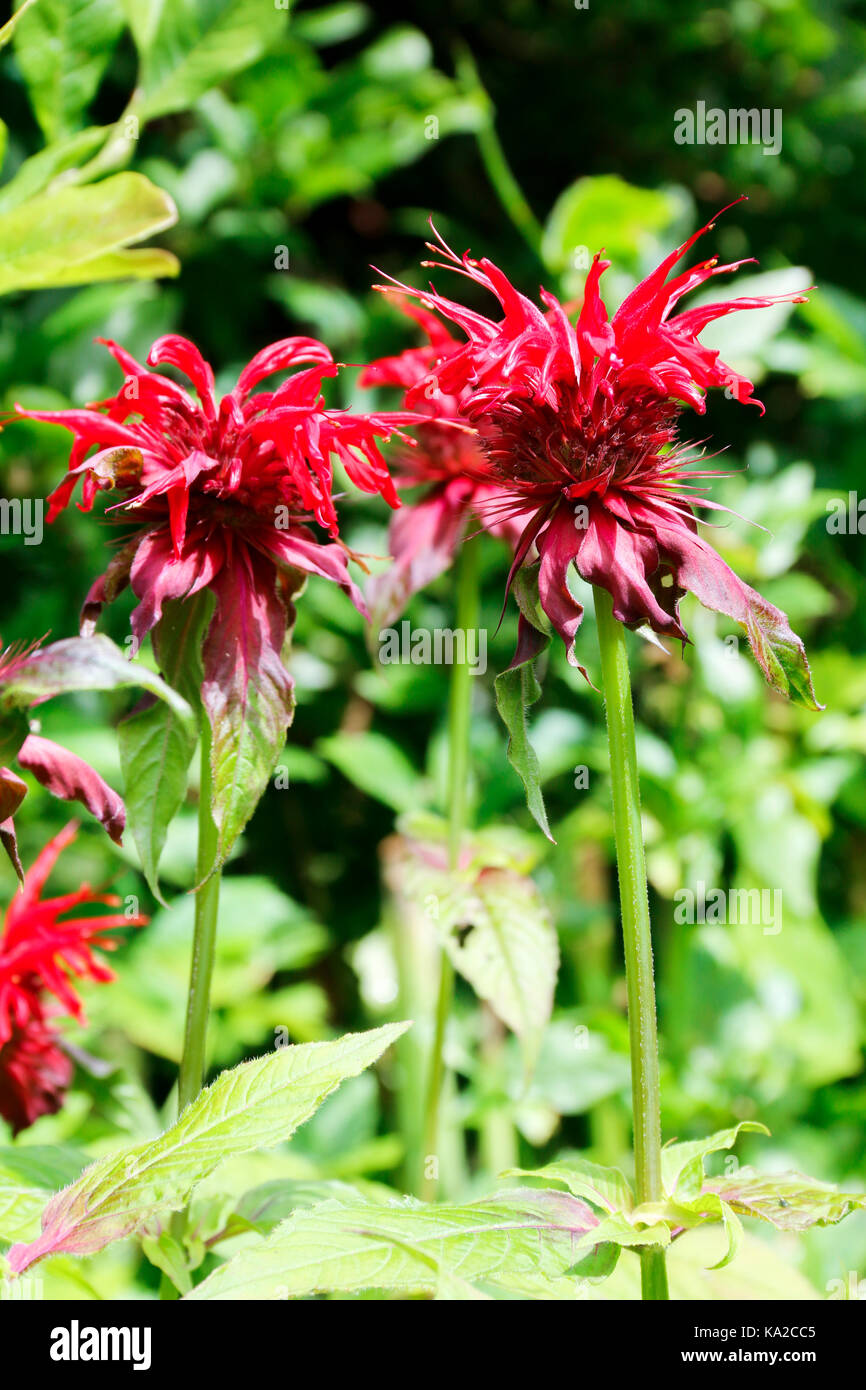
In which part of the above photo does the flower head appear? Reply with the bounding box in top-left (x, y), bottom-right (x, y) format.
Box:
top-left (379, 209), bottom-right (820, 706)
top-left (359, 300), bottom-right (522, 628)
top-left (0, 823), bottom-right (147, 1134)
top-left (19, 335), bottom-right (423, 860)
top-left (23, 334), bottom-right (417, 641)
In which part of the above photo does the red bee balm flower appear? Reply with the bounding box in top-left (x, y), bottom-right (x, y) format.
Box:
top-left (0, 823), bottom-right (147, 1134)
top-left (383, 211), bottom-right (820, 707)
top-left (359, 300), bottom-right (521, 628)
top-left (19, 335), bottom-right (420, 857)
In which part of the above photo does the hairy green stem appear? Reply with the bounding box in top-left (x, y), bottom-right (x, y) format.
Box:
top-left (420, 535), bottom-right (480, 1201)
top-left (593, 586), bottom-right (669, 1301)
top-left (177, 722), bottom-right (222, 1113)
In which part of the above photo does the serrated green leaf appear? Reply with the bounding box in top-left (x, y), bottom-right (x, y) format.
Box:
top-left (0, 172), bottom-right (177, 296)
top-left (13, 0), bottom-right (124, 142)
top-left (503, 1157), bottom-right (633, 1214)
top-left (8, 1024), bottom-right (408, 1274)
top-left (385, 838), bottom-right (558, 1072)
top-left (186, 1187), bottom-right (600, 1300)
top-left (744, 599), bottom-right (823, 710)
top-left (706, 1168), bottom-right (866, 1233)
top-left (443, 868), bottom-right (558, 1074)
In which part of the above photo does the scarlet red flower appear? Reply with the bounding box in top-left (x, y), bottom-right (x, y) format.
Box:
top-left (379, 209), bottom-right (820, 706)
top-left (18, 335), bottom-right (422, 858)
top-left (360, 300), bottom-right (523, 628)
top-left (0, 822), bottom-right (147, 1134)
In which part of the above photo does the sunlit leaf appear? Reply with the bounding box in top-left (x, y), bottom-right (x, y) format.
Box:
top-left (8, 1024), bottom-right (408, 1273)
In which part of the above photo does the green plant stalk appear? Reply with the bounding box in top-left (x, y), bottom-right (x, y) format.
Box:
top-left (593, 585), bottom-right (669, 1301)
top-left (177, 721), bottom-right (222, 1113)
top-left (420, 535), bottom-right (480, 1201)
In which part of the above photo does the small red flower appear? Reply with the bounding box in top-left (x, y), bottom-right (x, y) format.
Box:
top-left (0, 822), bottom-right (147, 1134)
top-left (360, 300), bottom-right (523, 628)
top-left (379, 208), bottom-right (820, 706)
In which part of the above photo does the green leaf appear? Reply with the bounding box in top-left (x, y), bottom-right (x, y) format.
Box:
top-left (8, 1023), bottom-right (409, 1274)
top-left (385, 835), bottom-right (558, 1071)
top-left (660, 1121), bottom-right (770, 1200)
top-left (186, 1188), bottom-right (601, 1300)
top-left (0, 127), bottom-right (112, 214)
top-left (503, 1157), bottom-right (633, 1214)
top-left (24, 246), bottom-right (180, 287)
top-left (441, 868), bottom-right (558, 1074)
top-left (119, 597), bottom-right (209, 897)
top-left (0, 172), bottom-right (178, 296)
top-left (706, 1168), bottom-right (866, 1233)
top-left (131, 0), bottom-right (290, 122)
top-left (743, 598), bottom-right (823, 711)
top-left (0, 0), bottom-right (37, 52)
top-left (316, 730), bottom-right (427, 813)
top-left (494, 619), bottom-right (552, 840)
top-left (0, 707), bottom-right (30, 765)
top-left (13, 0), bottom-right (124, 142)
top-left (140, 1231), bottom-right (194, 1295)
top-left (0, 634), bottom-right (194, 728)
top-left (541, 175), bottom-right (682, 277)
top-left (571, 1210), bottom-right (672, 1255)
top-left (640, 1192), bottom-right (744, 1270)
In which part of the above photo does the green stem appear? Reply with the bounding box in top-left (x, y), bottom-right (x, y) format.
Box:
top-left (419, 535), bottom-right (480, 1201)
top-left (177, 721), bottom-right (222, 1113)
top-left (593, 586), bottom-right (669, 1301)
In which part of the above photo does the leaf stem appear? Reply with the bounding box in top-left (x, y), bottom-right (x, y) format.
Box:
top-left (593, 586), bottom-right (669, 1301)
top-left (177, 720), bottom-right (222, 1113)
top-left (420, 535), bottom-right (480, 1200)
